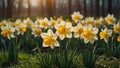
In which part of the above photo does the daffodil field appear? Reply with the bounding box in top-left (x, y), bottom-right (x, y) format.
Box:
top-left (0, 12), bottom-right (120, 68)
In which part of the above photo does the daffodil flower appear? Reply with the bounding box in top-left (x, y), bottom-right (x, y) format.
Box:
top-left (85, 17), bottom-right (94, 25)
top-left (23, 18), bottom-right (33, 28)
top-left (41, 29), bottom-right (60, 49)
top-left (1, 24), bottom-right (15, 39)
top-left (105, 14), bottom-right (116, 25)
top-left (113, 23), bottom-right (120, 34)
top-left (117, 35), bottom-right (120, 42)
top-left (39, 18), bottom-right (50, 29)
top-left (55, 21), bottom-right (72, 40)
top-left (13, 19), bottom-right (22, 28)
top-left (71, 12), bottom-right (83, 23)
top-left (98, 17), bottom-right (104, 24)
top-left (16, 23), bottom-right (27, 35)
top-left (81, 25), bottom-right (98, 44)
top-left (72, 23), bottom-right (83, 38)
top-left (31, 27), bottom-right (42, 37)
top-left (31, 23), bottom-right (39, 31)
top-left (99, 28), bottom-right (112, 43)
top-left (49, 17), bottom-right (57, 28)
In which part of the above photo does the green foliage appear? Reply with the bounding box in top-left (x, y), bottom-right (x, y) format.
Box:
top-left (96, 55), bottom-right (119, 68)
top-left (103, 37), bottom-right (120, 58)
top-left (35, 38), bottom-right (78, 68)
top-left (36, 52), bottom-right (54, 68)
top-left (54, 47), bottom-right (78, 68)
top-left (81, 44), bottom-right (100, 68)
top-left (0, 37), bottom-right (21, 65)
top-left (54, 38), bottom-right (78, 68)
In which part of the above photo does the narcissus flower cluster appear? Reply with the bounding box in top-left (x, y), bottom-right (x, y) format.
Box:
top-left (0, 11), bottom-right (120, 49)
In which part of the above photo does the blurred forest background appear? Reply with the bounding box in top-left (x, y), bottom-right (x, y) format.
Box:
top-left (0, 0), bottom-right (120, 18)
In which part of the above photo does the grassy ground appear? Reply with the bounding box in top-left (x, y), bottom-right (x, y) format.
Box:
top-left (0, 51), bottom-right (39, 68)
top-left (0, 51), bottom-right (119, 68)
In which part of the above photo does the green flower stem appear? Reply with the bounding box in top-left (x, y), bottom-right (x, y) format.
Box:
top-left (8, 37), bottom-right (18, 63)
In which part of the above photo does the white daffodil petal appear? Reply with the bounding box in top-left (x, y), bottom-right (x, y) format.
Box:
top-left (66, 33), bottom-right (72, 38)
top-left (59, 35), bottom-right (65, 40)
top-left (43, 43), bottom-right (49, 47)
top-left (54, 41), bottom-right (60, 47)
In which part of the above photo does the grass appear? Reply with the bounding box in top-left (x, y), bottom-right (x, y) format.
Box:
top-left (0, 51), bottom-right (39, 68)
top-left (0, 51), bottom-right (119, 68)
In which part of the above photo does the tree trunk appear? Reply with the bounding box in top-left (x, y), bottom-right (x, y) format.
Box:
top-left (96, 0), bottom-right (99, 17)
top-left (84, 0), bottom-right (86, 17)
top-left (102, 0), bottom-right (105, 16)
top-left (18, 0), bottom-right (21, 17)
top-left (117, 0), bottom-right (119, 18)
top-left (77, 0), bottom-right (80, 12)
top-left (68, 0), bottom-right (71, 15)
top-left (7, 0), bottom-right (13, 18)
top-left (46, 0), bottom-right (53, 17)
top-left (52, 0), bottom-right (56, 16)
top-left (28, 0), bottom-right (30, 17)
top-left (2, 0), bottom-right (5, 18)
top-left (91, 0), bottom-right (93, 16)
top-left (108, 0), bottom-right (112, 14)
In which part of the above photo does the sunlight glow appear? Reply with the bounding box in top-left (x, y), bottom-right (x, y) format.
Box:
top-left (23, 0), bottom-right (28, 8)
top-left (30, 0), bottom-right (40, 7)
